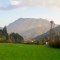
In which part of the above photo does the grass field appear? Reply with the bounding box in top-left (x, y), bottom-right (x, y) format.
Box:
top-left (0, 44), bottom-right (60, 60)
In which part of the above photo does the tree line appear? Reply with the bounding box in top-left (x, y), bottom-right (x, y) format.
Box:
top-left (0, 26), bottom-right (24, 43)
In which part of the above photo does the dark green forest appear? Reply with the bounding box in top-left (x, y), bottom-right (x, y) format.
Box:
top-left (0, 26), bottom-right (24, 43)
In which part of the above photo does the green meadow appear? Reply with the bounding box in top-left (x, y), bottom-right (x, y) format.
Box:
top-left (0, 44), bottom-right (60, 60)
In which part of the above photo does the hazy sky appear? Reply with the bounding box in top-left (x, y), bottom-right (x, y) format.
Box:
top-left (0, 0), bottom-right (60, 27)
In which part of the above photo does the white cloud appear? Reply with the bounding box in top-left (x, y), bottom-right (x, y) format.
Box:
top-left (10, 0), bottom-right (60, 7)
top-left (10, 1), bottom-right (20, 5)
top-left (10, 0), bottom-right (25, 6)
top-left (0, 0), bottom-right (60, 10)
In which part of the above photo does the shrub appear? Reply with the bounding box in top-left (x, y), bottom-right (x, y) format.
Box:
top-left (49, 36), bottom-right (60, 48)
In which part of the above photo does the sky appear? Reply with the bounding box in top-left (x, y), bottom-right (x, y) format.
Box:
top-left (0, 0), bottom-right (60, 27)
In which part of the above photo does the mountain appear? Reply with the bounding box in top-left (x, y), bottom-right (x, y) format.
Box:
top-left (54, 25), bottom-right (60, 32)
top-left (7, 18), bottom-right (53, 40)
top-left (0, 27), bottom-right (2, 29)
top-left (33, 25), bottom-right (60, 40)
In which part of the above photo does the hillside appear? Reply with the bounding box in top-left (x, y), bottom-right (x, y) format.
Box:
top-left (7, 18), bottom-right (52, 40)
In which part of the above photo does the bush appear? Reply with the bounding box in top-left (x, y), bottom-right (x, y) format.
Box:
top-left (49, 36), bottom-right (60, 48)
top-left (0, 36), bottom-right (8, 43)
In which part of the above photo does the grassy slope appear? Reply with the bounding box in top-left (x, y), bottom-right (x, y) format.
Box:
top-left (0, 44), bottom-right (60, 60)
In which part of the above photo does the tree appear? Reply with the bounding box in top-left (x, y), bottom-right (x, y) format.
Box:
top-left (0, 29), bottom-right (3, 36)
top-left (49, 21), bottom-right (60, 48)
top-left (49, 21), bottom-right (56, 47)
top-left (0, 28), bottom-right (8, 43)
top-left (9, 33), bottom-right (24, 43)
top-left (3, 26), bottom-right (8, 40)
top-left (49, 21), bottom-right (55, 41)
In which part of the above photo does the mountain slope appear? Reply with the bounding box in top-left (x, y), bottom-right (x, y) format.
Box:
top-left (7, 18), bottom-right (51, 40)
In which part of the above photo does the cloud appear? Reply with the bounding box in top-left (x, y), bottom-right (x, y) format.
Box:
top-left (10, 0), bottom-right (23, 6)
top-left (0, 0), bottom-right (24, 10)
top-left (10, 0), bottom-right (60, 7)
top-left (0, 0), bottom-right (60, 10)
